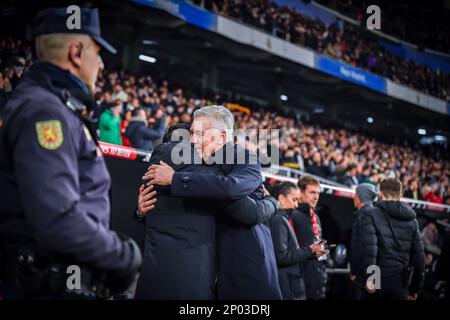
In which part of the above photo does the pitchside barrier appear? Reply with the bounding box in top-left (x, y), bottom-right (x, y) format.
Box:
top-left (100, 142), bottom-right (450, 250)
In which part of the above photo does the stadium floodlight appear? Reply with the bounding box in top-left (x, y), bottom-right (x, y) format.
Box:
top-left (280, 95), bottom-right (288, 101)
top-left (138, 54), bottom-right (157, 63)
top-left (417, 128), bottom-right (427, 135)
top-left (142, 40), bottom-right (158, 45)
top-left (434, 135), bottom-right (447, 141)
top-left (367, 117), bottom-right (374, 124)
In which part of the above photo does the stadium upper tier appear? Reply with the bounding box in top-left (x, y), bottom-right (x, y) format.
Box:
top-left (140, 0), bottom-right (450, 115)
top-left (315, 0), bottom-right (450, 55)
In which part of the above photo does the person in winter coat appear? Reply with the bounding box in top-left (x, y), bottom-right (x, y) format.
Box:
top-left (361, 178), bottom-right (425, 300)
top-left (349, 183), bottom-right (378, 299)
top-left (98, 99), bottom-right (122, 145)
top-left (269, 181), bottom-right (327, 300)
top-left (291, 175), bottom-right (328, 300)
top-left (125, 107), bottom-right (166, 151)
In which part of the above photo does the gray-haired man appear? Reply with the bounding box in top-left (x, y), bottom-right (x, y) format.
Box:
top-left (142, 105), bottom-right (282, 299)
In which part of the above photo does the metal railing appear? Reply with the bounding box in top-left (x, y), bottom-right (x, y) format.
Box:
top-left (264, 164), bottom-right (348, 188)
top-left (99, 142), bottom-right (450, 214)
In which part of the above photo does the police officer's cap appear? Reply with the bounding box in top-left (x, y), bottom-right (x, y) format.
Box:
top-left (34, 7), bottom-right (117, 54)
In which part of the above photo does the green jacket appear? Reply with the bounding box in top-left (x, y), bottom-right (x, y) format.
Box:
top-left (99, 109), bottom-right (122, 145)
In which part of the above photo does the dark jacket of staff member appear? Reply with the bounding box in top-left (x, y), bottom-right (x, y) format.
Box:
top-left (436, 230), bottom-right (450, 300)
top-left (349, 183), bottom-right (378, 300)
top-left (291, 175), bottom-right (328, 300)
top-left (361, 178), bottom-right (425, 300)
top-left (0, 8), bottom-right (141, 299)
top-left (269, 181), bottom-right (327, 300)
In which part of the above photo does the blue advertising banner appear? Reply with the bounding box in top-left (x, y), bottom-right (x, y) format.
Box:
top-left (131, 0), bottom-right (217, 31)
top-left (381, 41), bottom-right (450, 74)
top-left (315, 55), bottom-right (387, 94)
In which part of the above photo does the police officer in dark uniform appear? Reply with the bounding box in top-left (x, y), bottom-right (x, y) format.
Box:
top-left (0, 7), bottom-right (141, 299)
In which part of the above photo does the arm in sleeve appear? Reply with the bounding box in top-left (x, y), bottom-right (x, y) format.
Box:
top-left (171, 162), bottom-right (262, 200)
top-left (154, 114), bottom-right (167, 131)
top-left (139, 115), bottom-right (167, 140)
top-left (361, 213), bottom-right (378, 281)
top-left (409, 219), bottom-right (425, 294)
top-left (350, 215), bottom-right (362, 275)
top-left (223, 196), bottom-right (278, 226)
top-left (12, 108), bottom-right (134, 273)
top-left (269, 216), bottom-right (315, 267)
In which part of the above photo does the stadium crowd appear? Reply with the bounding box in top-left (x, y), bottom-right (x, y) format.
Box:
top-left (315, 0), bottom-right (450, 54)
top-left (0, 36), bottom-right (449, 204)
top-left (200, 0), bottom-right (450, 102)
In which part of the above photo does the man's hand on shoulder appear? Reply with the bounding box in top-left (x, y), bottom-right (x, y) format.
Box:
top-left (143, 161), bottom-right (174, 186)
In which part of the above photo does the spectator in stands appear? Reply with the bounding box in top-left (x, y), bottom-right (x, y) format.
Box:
top-left (404, 180), bottom-right (422, 200)
top-left (306, 152), bottom-right (332, 179)
top-left (340, 163), bottom-right (360, 188)
top-left (280, 149), bottom-right (301, 170)
top-left (93, 90), bottom-right (113, 125)
top-left (424, 184), bottom-right (444, 204)
top-left (350, 183), bottom-right (378, 300)
top-left (112, 83), bottom-right (127, 103)
top-left (99, 99), bottom-right (122, 145)
top-left (121, 110), bottom-right (132, 147)
top-left (125, 107), bottom-right (166, 151)
top-left (357, 164), bottom-right (371, 184)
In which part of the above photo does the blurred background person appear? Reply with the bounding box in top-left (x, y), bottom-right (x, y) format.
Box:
top-left (125, 107), bottom-right (166, 151)
top-left (99, 99), bottom-right (122, 145)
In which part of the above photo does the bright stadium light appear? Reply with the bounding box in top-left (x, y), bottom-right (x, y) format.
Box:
top-left (138, 54), bottom-right (157, 63)
top-left (418, 128), bottom-right (427, 135)
top-left (367, 117), bottom-right (374, 124)
top-left (435, 135), bottom-right (447, 141)
top-left (280, 95), bottom-right (288, 101)
top-left (142, 40), bottom-right (158, 45)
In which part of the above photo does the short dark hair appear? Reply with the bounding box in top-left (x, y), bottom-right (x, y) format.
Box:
top-left (380, 178), bottom-right (403, 199)
top-left (163, 122), bottom-right (191, 143)
top-left (131, 107), bottom-right (144, 117)
top-left (112, 99), bottom-right (122, 108)
top-left (297, 175), bottom-right (320, 192)
top-left (271, 181), bottom-right (298, 200)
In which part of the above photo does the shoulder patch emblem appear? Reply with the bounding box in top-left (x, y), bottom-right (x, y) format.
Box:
top-left (35, 120), bottom-right (64, 150)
